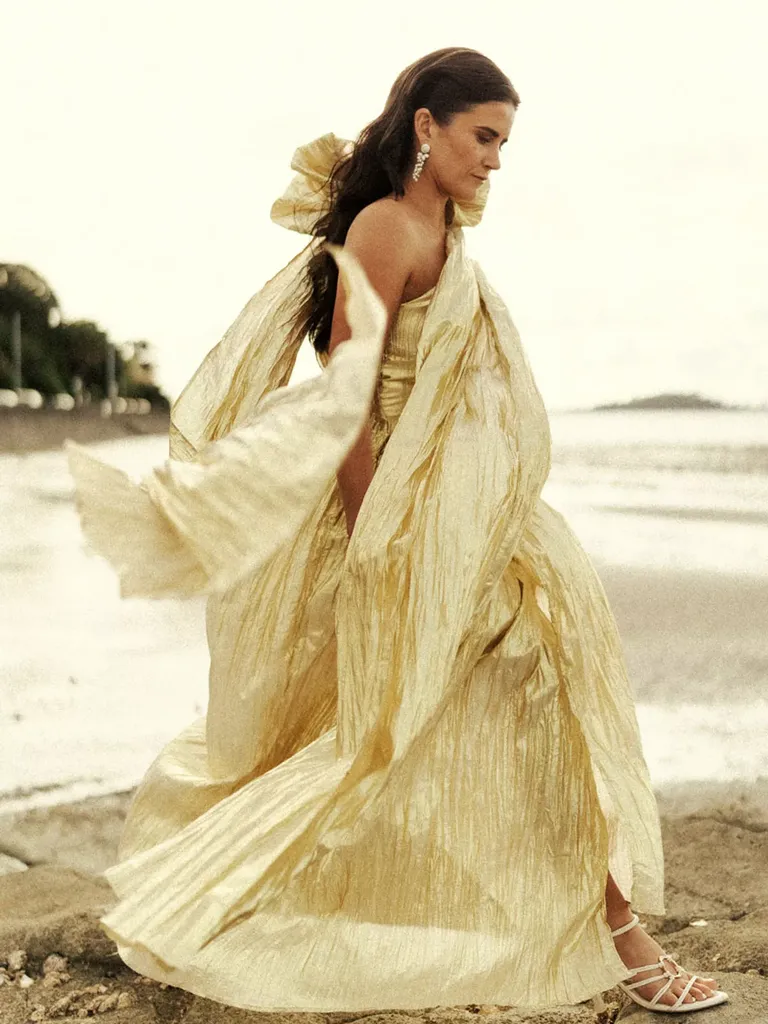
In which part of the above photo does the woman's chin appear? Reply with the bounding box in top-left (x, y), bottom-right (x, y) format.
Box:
top-left (451, 181), bottom-right (482, 203)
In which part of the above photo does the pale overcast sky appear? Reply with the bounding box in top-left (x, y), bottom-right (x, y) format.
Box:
top-left (4, 0), bottom-right (766, 411)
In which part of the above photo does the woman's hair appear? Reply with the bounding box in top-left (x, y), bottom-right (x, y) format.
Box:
top-left (292, 47), bottom-right (520, 356)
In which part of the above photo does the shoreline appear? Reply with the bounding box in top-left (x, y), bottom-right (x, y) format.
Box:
top-left (0, 407), bottom-right (171, 455)
top-left (1, 777), bottom-right (766, 878)
top-left (4, 562), bottom-right (767, 815)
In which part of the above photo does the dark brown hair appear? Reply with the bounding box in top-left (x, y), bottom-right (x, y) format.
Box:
top-left (291, 47), bottom-right (520, 356)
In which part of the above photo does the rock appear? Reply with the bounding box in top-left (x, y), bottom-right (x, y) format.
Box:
top-left (0, 792), bottom-right (133, 875)
top-left (42, 970), bottom-right (70, 987)
top-left (0, 853), bottom-right (27, 876)
top-left (0, 963), bottom-right (158, 1023)
top-left (6, 949), bottom-right (27, 973)
top-left (636, 814), bottom-right (768, 940)
top-left (43, 953), bottom-right (69, 975)
top-left (48, 991), bottom-right (75, 1016)
top-left (88, 989), bottom-right (119, 1012)
top-left (657, 906), bottom-right (768, 975)
top-left (0, 865), bottom-right (116, 966)
top-left (0, 790), bottom-right (766, 1023)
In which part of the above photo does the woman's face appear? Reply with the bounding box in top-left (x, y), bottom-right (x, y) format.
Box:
top-left (416, 100), bottom-right (515, 203)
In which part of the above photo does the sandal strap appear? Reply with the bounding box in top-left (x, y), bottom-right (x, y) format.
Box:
top-left (649, 975), bottom-right (676, 1007)
top-left (625, 953), bottom-right (686, 983)
top-left (610, 912), bottom-right (640, 937)
top-left (622, 971), bottom-right (675, 1005)
top-left (671, 974), bottom-right (698, 1009)
top-left (624, 963), bottom-right (672, 978)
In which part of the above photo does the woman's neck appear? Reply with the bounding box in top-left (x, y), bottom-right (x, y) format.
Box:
top-left (399, 179), bottom-right (452, 233)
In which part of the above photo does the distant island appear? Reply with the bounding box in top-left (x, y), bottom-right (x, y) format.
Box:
top-left (588, 391), bottom-right (765, 412)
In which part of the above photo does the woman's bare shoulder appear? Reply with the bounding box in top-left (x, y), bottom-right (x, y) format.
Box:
top-left (347, 196), bottom-right (416, 242)
top-left (342, 199), bottom-right (416, 308)
top-left (325, 199), bottom-right (420, 360)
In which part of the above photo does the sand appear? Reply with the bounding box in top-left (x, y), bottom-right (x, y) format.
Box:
top-left (0, 782), bottom-right (766, 1022)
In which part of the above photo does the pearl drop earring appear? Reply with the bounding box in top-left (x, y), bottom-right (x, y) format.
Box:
top-left (412, 142), bottom-right (430, 182)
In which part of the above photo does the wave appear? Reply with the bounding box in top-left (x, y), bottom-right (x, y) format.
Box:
top-left (553, 444), bottom-right (768, 475)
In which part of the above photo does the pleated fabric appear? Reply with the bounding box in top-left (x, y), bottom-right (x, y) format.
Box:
top-left (64, 132), bottom-right (666, 1013)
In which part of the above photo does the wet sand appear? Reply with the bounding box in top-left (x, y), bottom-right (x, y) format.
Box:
top-left (596, 563), bottom-right (768, 705)
top-left (2, 562), bottom-right (766, 813)
top-left (602, 504), bottom-right (768, 526)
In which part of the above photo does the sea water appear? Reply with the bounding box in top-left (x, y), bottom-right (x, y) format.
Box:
top-left (1, 408), bottom-right (766, 812)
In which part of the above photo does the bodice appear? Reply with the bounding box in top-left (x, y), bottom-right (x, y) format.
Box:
top-left (318, 284), bottom-right (435, 461)
top-left (374, 284), bottom-right (433, 424)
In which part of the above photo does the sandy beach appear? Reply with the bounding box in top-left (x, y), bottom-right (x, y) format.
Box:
top-left (595, 563), bottom-right (768, 706)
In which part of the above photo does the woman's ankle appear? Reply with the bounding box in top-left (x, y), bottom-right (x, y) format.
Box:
top-left (604, 870), bottom-right (634, 930)
top-left (606, 905), bottom-right (635, 931)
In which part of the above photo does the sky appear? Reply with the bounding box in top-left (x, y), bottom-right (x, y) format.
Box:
top-left (3, 0), bottom-right (766, 412)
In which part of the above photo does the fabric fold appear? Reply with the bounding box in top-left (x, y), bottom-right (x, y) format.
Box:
top-left (66, 244), bottom-right (387, 599)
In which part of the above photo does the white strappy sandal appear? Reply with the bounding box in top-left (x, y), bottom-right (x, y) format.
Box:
top-left (610, 912), bottom-right (729, 1013)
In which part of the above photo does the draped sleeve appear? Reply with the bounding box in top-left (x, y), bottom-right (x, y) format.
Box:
top-left (171, 131), bottom-right (355, 462)
top-left (65, 243), bottom-right (386, 598)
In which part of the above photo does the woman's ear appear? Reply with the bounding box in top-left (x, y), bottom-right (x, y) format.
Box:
top-left (413, 106), bottom-right (432, 143)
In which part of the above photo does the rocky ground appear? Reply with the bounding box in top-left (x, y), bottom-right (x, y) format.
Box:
top-left (0, 781), bottom-right (766, 1023)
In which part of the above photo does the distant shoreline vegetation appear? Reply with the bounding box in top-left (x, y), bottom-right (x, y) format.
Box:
top-left (0, 262), bottom-right (170, 412)
top-left (586, 392), bottom-right (766, 413)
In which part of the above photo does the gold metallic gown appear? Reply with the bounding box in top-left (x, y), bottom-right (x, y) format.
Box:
top-left (65, 133), bottom-right (666, 1013)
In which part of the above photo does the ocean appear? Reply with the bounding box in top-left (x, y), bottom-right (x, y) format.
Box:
top-left (1, 407), bottom-right (767, 814)
top-left (546, 408), bottom-right (768, 577)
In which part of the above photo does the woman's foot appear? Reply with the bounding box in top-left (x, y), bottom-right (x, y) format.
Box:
top-left (609, 909), bottom-right (720, 1008)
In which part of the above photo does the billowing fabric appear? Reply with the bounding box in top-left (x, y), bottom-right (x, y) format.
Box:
top-left (65, 132), bottom-right (665, 1013)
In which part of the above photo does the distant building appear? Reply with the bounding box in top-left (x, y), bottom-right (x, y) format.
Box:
top-left (121, 340), bottom-right (158, 387)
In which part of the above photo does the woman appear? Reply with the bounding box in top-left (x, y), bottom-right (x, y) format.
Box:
top-left (66, 47), bottom-right (728, 1015)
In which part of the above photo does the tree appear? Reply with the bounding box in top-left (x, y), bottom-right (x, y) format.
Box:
top-left (0, 261), bottom-right (169, 407)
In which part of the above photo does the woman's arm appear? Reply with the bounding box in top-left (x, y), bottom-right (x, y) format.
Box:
top-left (327, 203), bottom-right (414, 538)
